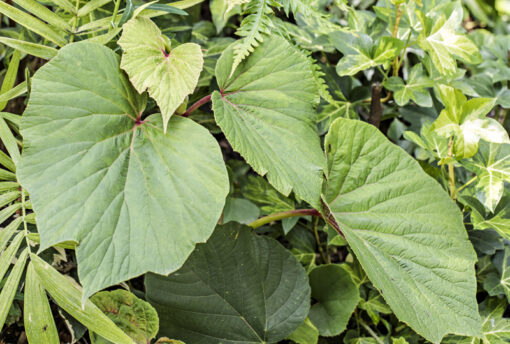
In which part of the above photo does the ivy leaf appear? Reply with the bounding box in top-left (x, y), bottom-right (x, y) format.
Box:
top-left (463, 141), bottom-right (510, 211)
top-left (329, 31), bottom-right (404, 76)
top-left (212, 36), bottom-right (325, 208)
top-left (431, 85), bottom-right (508, 159)
top-left (308, 264), bottom-right (360, 336)
top-left (18, 42), bottom-right (229, 299)
top-left (324, 118), bottom-right (481, 343)
top-left (118, 17), bottom-right (203, 133)
top-left (145, 223), bottom-right (311, 343)
top-left (468, 193), bottom-right (510, 240)
top-left (417, 2), bottom-right (481, 75)
top-left (383, 64), bottom-right (434, 107)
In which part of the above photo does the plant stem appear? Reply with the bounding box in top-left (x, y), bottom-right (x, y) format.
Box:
top-left (457, 176), bottom-right (477, 194)
top-left (369, 83), bottom-right (383, 128)
top-left (391, 3), bottom-right (403, 77)
top-left (447, 137), bottom-right (456, 200)
top-left (110, 0), bottom-right (121, 30)
top-left (248, 209), bottom-right (321, 229)
top-left (359, 320), bottom-right (385, 344)
top-left (182, 94), bottom-right (212, 117)
top-left (313, 216), bottom-right (328, 263)
top-left (69, 0), bottom-right (80, 43)
top-left (21, 189), bottom-right (31, 253)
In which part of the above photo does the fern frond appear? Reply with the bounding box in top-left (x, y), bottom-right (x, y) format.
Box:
top-left (276, 0), bottom-right (321, 17)
top-left (231, 0), bottom-right (275, 74)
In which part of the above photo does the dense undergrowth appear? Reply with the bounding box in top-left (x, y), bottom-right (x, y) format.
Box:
top-left (0, 0), bottom-right (510, 343)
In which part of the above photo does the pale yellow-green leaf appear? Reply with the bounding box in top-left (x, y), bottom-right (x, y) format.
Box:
top-left (0, 37), bottom-right (58, 60)
top-left (118, 17), bottom-right (203, 132)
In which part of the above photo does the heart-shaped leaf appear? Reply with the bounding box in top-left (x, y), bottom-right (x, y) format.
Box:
top-left (118, 17), bottom-right (203, 132)
top-left (212, 36), bottom-right (325, 208)
top-left (145, 223), bottom-right (311, 344)
top-left (18, 42), bottom-right (229, 299)
top-left (324, 118), bottom-right (481, 343)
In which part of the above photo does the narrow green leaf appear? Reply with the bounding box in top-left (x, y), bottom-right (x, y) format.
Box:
top-left (0, 82), bottom-right (27, 109)
top-left (13, 0), bottom-right (72, 31)
top-left (287, 318), bottom-right (319, 344)
top-left (0, 191), bottom-right (21, 208)
top-left (144, 4), bottom-right (187, 16)
top-left (0, 117), bottom-right (21, 165)
top-left (30, 254), bottom-right (135, 344)
top-left (0, 231), bottom-right (24, 284)
top-left (0, 112), bottom-right (21, 127)
top-left (324, 118), bottom-right (481, 343)
top-left (26, 233), bottom-right (77, 250)
top-left (48, 0), bottom-right (76, 13)
top-left (0, 248), bottom-right (28, 331)
top-left (0, 203), bottom-right (22, 224)
top-left (0, 2), bottom-right (67, 47)
top-left (0, 169), bottom-right (17, 181)
top-left (118, 17), bottom-right (203, 132)
top-left (0, 37), bottom-right (58, 60)
top-left (0, 217), bottom-right (22, 256)
top-left (213, 36), bottom-right (325, 208)
top-left (24, 262), bottom-right (59, 344)
top-left (0, 150), bottom-right (15, 172)
top-left (0, 49), bottom-right (20, 111)
top-left (77, 0), bottom-right (112, 17)
top-left (0, 182), bottom-right (20, 193)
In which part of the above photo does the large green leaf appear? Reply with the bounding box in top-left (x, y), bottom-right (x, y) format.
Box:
top-left (118, 17), bottom-right (203, 132)
top-left (308, 264), bottom-right (359, 336)
top-left (463, 141), bottom-right (510, 212)
top-left (417, 2), bottom-right (481, 75)
top-left (18, 42), bottom-right (229, 299)
top-left (212, 36), bottom-right (325, 208)
top-left (323, 118), bottom-right (481, 343)
top-left (145, 223), bottom-right (311, 344)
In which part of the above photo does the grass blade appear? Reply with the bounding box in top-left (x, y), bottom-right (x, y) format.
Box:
top-left (77, 0), bottom-right (112, 17)
top-left (47, 0), bottom-right (76, 14)
top-left (0, 217), bottom-right (22, 254)
top-left (0, 248), bottom-right (28, 331)
top-left (0, 203), bottom-right (22, 224)
top-left (13, 0), bottom-right (71, 32)
top-left (30, 254), bottom-right (135, 344)
top-left (0, 37), bottom-right (57, 60)
top-left (0, 2), bottom-right (67, 46)
top-left (0, 150), bottom-right (15, 172)
top-left (0, 117), bottom-right (21, 165)
top-left (0, 49), bottom-right (20, 111)
top-left (24, 262), bottom-right (59, 344)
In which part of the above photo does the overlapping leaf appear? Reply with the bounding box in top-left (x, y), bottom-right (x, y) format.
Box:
top-left (432, 85), bottom-right (508, 159)
top-left (212, 36), bottom-right (325, 208)
top-left (418, 2), bottom-right (481, 75)
top-left (145, 223), bottom-right (310, 343)
top-left (463, 141), bottom-right (510, 211)
top-left (118, 17), bottom-right (203, 132)
top-left (324, 118), bottom-right (481, 343)
top-left (383, 64), bottom-right (434, 107)
top-left (18, 42), bottom-right (229, 299)
top-left (329, 31), bottom-right (403, 76)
